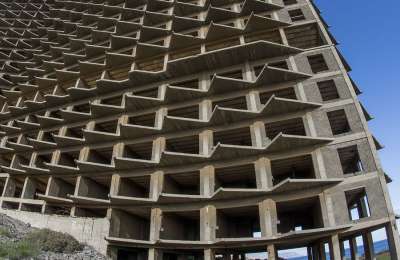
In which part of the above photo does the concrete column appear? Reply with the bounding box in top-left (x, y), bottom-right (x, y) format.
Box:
top-left (246, 91), bottom-right (261, 112)
top-left (204, 249), bottom-right (215, 260)
top-left (200, 165), bottom-right (215, 197)
top-left (386, 223), bottom-right (400, 260)
top-left (329, 235), bottom-right (342, 260)
top-left (200, 205), bottom-right (216, 241)
top-left (199, 130), bottom-right (213, 156)
top-left (267, 244), bottom-right (278, 260)
top-left (109, 174), bottom-right (120, 196)
top-left (362, 232), bottom-right (375, 260)
top-left (250, 121), bottom-right (267, 147)
top-left (259, 199), bottom-right (277, 237)
top-left (149, 171), bottom-right (163, 200)
top-left (148, 248), bottom-right (162, 260)
top-left (152, 137), bottom-right (165, 162)
top-left (350, 237), bottom-right (359, 260)
top-left (199, 100), bottom-right (212, 121)
top-left (149, 208), bottom-right (162, 241)
top-left (254, 157), bottom-right (273, 189)
top-left (155, 108), bottom-right (167, 128)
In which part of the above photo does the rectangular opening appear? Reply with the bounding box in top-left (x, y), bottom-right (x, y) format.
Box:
top-left (163, 171), bottom-right (200, 195)
top-left (213, 127), bottom-right (252, 146)
top-left (168, 105), bottom-right (199, 119)
top-left (265, 118), bottom-right (306, 139)
top-left (212, 96), bottom-right (248, 110)
top-left (118, 175), bottom-right (151, 198)
top-left (283, 0), bottom-right (297, 5)
top-left (82, 72), bottom-right (102, 88)
top-left (133, 88), bottom-right (159, 98)
top-left (87, 146), bottom-right (113, 165)
top-left (110, 209), bottom-right (151, 240)
top-left (308, 54), bottom-right (329, 73)
top-left (58, 150), bottom-right (80, 168)
top-left (170, 78), bottom-right (199, 89)
top-left (259, 87), bottom-right (297, 104)
top-left (318, 80), bottom-right (340, 101)
top-left (285, 24), bottom-right (325, 49)
top-left (42, 130), bottom-right (58, 143)
top-left (117, 248), bottom-right (148, 260)
top-left (72, 103), bottom-right (90, 114)
top-left (123, 142), bottom-right (153, 160)
top-left (216, 205), bottom-right (260, 239)
top-left (271, 155), bottom-right (315, 185)
top-left (161, 249), bottom-right (203, 260)
top-left (77, 176), bottom-right (111, 200)
top-left (136, 56), bottom-right (164, 72)
top-left (166, 135), bottom-right (199, 154)
top-left (48, 177), bottom-right (75, 198)
top-left (108, 65), bottom-right (130, 81)
top-left (127, 113), bottom-right (156, 127)
top-left (169, 46), bottom-right (201, 61)
top-left (74, 208), bottom-right (108, 218)
top-left (65, 125), bottom-right (85, 139)
top-left (327, 109), bottom-right (350, 135)
top-left (244, 29), bottom-right (282, 44)
top-left (161, 210), bottom-right (200, 241)
top-left (277, 197), bottom-right (323, 233)
top-left (93, 119), bottom-right (118, 134)
top-left (218, 69), bottom-right (244, 80)
top-left (20, 203), bottom-right (42, 213)
top-left (268, 60), bottom-right (289, 70)
top-left (338, 145), bottom-right (364, 174)
top-left (44, 205), bottom-right (72, 216)
top-left (205, 37), bottom-right (241, 52)
top-left (289, 9), bottom-right (305, 22)
top-left (100, 95), bottom-right (123, 107)
top-left (34, 153), bottom-right (53, 169)
top-left (345, 188), bottom-right (371, 220)
top-left (215, 164), bottom-right (257, 190)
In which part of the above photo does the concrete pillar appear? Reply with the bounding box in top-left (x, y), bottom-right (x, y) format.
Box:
top-left (152, 137), bottom-right (165, 162)
top-left (254, 157), bottom-right (273, 189)
top-left (200, 165), bottom-right (215, 197)
top-left (150, 208), bottom-right (162, 241)
top-left (148, 248), bottom-right (162, 260)
top-left (267, 244), bottom-right (278, 260)
top-left (259, 199), bottom-right (277, 237)
top-left (204, 249), bottom-right (215, 260)
top-left (250, 121), bottom-right (267, 147)
top-left (155, 108), bottom-right (167, 128)
top-left (350, 237), bottom-right (359, 260)
top-left (200, 205), bottom-right (216, 241)
top-left (386, 223), bottom-right (400, 260)
top-left (149, 171), bottom-right (163, 200)
top-left (329, 235), bottom-right (342, 260)
top-left (199, 130), bottom-right (213, 155)
top-left (246, 91), bottom-right (261, 112)
top-left (199, 100), bottom-right (212, 121)
top-left (362, 232), bottom-right (375, 260)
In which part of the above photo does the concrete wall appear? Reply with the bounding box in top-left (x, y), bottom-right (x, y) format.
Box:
top-left (0, 209), bottom-right (109, 256)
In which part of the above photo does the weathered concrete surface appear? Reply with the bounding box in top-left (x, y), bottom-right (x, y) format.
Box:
top-left (0, 209), bottom-right (109, 255)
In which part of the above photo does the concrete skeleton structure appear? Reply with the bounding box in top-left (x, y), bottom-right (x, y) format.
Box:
top-left (0, 0), bottom-right (398, 259)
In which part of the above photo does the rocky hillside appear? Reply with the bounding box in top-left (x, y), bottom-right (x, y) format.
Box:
top-left (0, 213), bottom-right (106, 260)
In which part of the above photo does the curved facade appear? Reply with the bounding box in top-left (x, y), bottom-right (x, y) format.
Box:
top-left (0, 0), bottom-right (399, 259)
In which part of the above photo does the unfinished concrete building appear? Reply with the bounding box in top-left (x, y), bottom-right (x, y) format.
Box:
top-left (0, 0), bottom-right (399, 259)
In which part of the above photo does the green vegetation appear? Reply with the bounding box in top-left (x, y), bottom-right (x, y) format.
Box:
top-left (376, 251), bottom-right (390, 260)
top-left (24, 228), bottom-right (83, 254)
top-left (0, 228), bottom-right (83, 259)
top-left (0, 240), bottom-right (40, 260)
top-left (0, 227), bottom-right (10, 238)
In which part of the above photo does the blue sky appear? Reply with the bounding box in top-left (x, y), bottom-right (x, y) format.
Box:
top-left (313, 0), bottom-right (400, 214)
